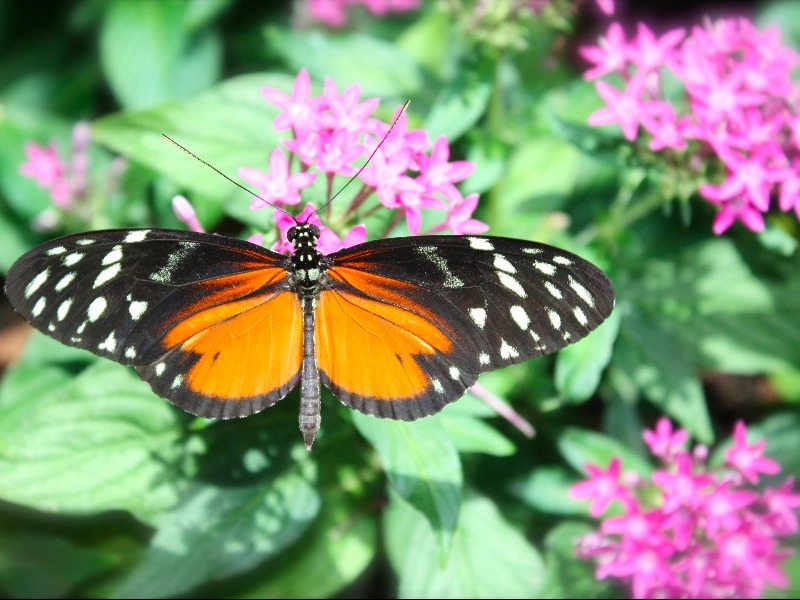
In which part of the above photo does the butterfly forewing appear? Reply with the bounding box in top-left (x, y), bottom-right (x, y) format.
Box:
top-left (317, 235), bottom-right (615, 420)
top-left (5, 229), bottom-right (302, 419)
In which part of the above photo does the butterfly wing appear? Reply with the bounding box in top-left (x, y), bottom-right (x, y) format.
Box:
top-left (315, 235), bottom-right (614, 420)
top-left (5, 229), bottom-right (302, 419)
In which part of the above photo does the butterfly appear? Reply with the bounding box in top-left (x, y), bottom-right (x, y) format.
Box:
top-left (5, 224), bottom-right (614, 449)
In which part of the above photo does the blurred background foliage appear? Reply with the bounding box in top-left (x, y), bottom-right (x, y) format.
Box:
top-left (1, 0), bottom-right (800, 598)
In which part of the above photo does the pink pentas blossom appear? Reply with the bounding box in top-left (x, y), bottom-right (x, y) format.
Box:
top-left (572, 418), bottom-right (798, 598)
top-left (20, 122), bottom-right (126, 225)
top-left (304, 0), bottom-right (420, 28)
top-left (725, 420), bottom-right (781, 484)
top-left (239, 148), bottom-right (317, 209)
top-left (581, 16), bottom-right (800, 235)
top-left (243, 69), bottom-right (479, 254)
top-left (172, 195), bottom-right (205, 233)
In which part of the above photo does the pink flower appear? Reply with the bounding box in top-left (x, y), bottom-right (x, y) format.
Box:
top-left (261, 68), bottom-right (324, 134)
top-left (587, 77), bottom-right (658, 141)
top-left (569, 457), bottom-right (636, 517)
top-left (572, 418), bottom-right (798, 598)
top-left (239, 148), bottom-right (316, 209)
top-left (172, 195), bottom-right (205, 233)
top-left (417, 136), bottom-right (476, 201)
top-left (304, 0), bottom-right (420, 28)
top-left (21, 142), bottom-right (66, 189)
top-left (642, 417), bottom-right (688, 462)
top-left (582, 16), bottom-right (800, 236)
top-left (725, 420), bottom-right (780, 484)
top-left (429, 191), bottom-right (489, 235)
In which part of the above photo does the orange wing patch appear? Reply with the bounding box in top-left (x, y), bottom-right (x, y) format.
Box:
top-left (316, 266), bottom-right (465, 419)
top-left (175, 290), bottom-right (302, 400)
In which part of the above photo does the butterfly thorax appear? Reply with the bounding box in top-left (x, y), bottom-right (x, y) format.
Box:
top-left (288, 223), bottom-right (326, 299)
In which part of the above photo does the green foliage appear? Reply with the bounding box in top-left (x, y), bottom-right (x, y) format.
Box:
top-left (1, 1), bottom-right (799, 598)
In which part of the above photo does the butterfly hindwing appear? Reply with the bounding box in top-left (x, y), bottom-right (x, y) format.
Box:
top-left (316, 235), bottom-right (615, 420)
top-left (5, 229), bottom-right (303, 419)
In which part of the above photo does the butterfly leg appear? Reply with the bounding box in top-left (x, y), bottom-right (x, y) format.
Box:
top-left (299, 299), bottom-right (322, 450)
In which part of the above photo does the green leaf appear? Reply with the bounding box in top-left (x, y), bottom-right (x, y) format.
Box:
top-left (423, 66), bottom-right (493, 140)
top-left (99, 0), bottom-right (222, 109)
top-left (353, 412), bottom-right (462, 542)
top-left (611, 305), bottom-right (713, 443)
top-left (234, 487), bottom-right (377, 599)
top-left (0, 361), bottom-right (183, 520)
top-left (0, 531), bottom-right (119, 599)
top-left (555, 307), bottom-right (620, 402)
top-left (112, 455), bottom-right (320, 599)
top-left (385, 490), bottom-right (546, 599)
top-left (91, 73), bottom-right (286, 206)
top-left (440, 411), bottom-right (516, 456)
top-left (510, 465), bottom-right (587, 516)
top-left (557, 426), bottom-right (651, 481)
top-left (265, 28), bottom-right (423, 99)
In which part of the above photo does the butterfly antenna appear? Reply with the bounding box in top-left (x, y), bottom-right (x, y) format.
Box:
top-left (314, 100), bottom-right (411, 217)
top-left (161, 134), bottom-right (296, 221)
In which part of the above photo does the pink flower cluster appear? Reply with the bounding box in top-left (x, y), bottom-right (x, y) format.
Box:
top-left (570, 418), bottom-right (800, 598)
top-left (582, 17), bottom-right (800, 234)
top-left (20, 123), bottom-right (92, 209)
top-left (304, 0), bottom-right (420, 28)
top-left (199, 68), bottom-right (483, 255)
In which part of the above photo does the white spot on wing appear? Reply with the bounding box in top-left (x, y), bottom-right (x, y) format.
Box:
top-left (125, 230), bottom-right (150, 243)
top-left (449, 366), bottom-right (460, 380)
top-left (57, 298), bottom-right (73, 321)
top-left (125, 346), bottom-right (137, 359)
top-left (87, 297), bottom-right (107, 322)
top-left (545, 281), bottom-right (563, 299)
top-left (569, 276), bottom-right (595, 308)
top-left (493, 254), bottom-right (516, 274)
top-left (509, 305), bottom-right (530, 330)
top-left (63, 253), bottom-right (85, 267)
top-left (171, 374), bottom-right (183, 389)
top-left (150, 242), bottom-right (197, 283)
top-left (479, 352), bottom-right (490, 365)
top-left (534, 261), bottom-right (556, 276)
top-left (101, 245), bottom-right (123, 265)
top-left (522, 247), bottom-right (543, 255)
top-left (32, 297), bottom-right (46, 317)
top-left (55, 272), bottom-right (76, 292)
top-left (500, 339), bottom-right (519, 360)
top-left (553, 255), bottom-right (573, 266)
top-left (497, 272), bottom-right (526, 298)
top-left (547, 308), bottom-right (562, 330)
top-left (468, 237), bottom-right (494, 251)
top-left (129, 300), bottom-right (148, 320)
top-left (574, 306), bottom-right (588, 326)
top-left (469, 307), bottom-right (487, 329)
top-left (94, 263), bottom-right (121, 288)
top-left (432, 378), bottom-right (444, 394)
top-left (46, 246), bottom-right (67, 256)
top-left (76, 238), bottom-right (95, 246)
top-left (155, 362), bottom-right (166, 376)
top-left (25, 268), bottom-right (50, 298)
top-left (98, 331), bottom-right (117, 353)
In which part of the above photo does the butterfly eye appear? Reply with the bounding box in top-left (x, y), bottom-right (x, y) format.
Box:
top-left (287, 225), bottom-right (296, 241)
top-left (308, 224), bottom-right (320, 238)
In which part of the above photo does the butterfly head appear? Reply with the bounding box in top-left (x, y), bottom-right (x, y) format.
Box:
top-left (288, 223), bottom-right (324, 297)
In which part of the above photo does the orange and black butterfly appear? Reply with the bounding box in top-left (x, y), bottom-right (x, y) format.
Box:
top-left (5, 224), bottom-right (614, 449)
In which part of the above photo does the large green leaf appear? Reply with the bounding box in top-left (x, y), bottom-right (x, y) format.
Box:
top-left (610, 305), bottom-right (713, 443)
top-left (557, 426), bottom-right (652, 481)
top-left (99, 0), bottom-right (223, 109)
top-left (112, 455), bottom-right (319, 599)
top-left (0, 361), bottom-right (183, 521)
top-left (234, 487), bottom-right (377, 599)
top-left (91, 73), bottom-right (288, 206)
top-left (265, 28), bottom-right (424, 100)
top-left (353, 412), bottom-right (462, 543)
top-left (385, 490), bottom-right (546, 599)
top-left (555, 308), bottom-right (620, 403)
